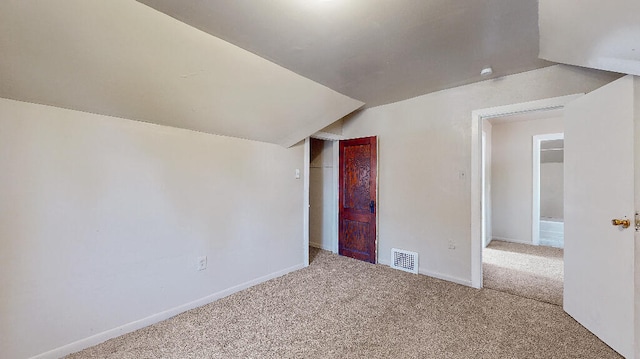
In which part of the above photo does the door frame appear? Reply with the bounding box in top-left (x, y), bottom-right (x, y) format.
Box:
top-left (470, 94), bottom-right (582, 288)
top-left (304, 131), bottom-right (346, 266)
top-left (481, 131), bottom-right (488, 248)
top-left (337, 136), bottom-right (378, 263)
top-left (304, 132), bottom-right (379, 264)
top-left (532, 132), bottom-right (564, 246)
top-left (304, 138), bottom-right (310, 267)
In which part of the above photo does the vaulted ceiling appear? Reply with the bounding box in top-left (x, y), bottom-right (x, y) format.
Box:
top-left (138, 0), bottom-right (553, 107)
top-left (0, 0), bottom-right (363, 147)
top-left (1, 0), bottom-right (558, 146)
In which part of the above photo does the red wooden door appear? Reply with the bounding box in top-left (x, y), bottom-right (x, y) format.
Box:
top-left (339, 136), bottom-right (377, 263)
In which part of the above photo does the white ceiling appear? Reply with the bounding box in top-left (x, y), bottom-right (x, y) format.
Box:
top-left (0, 0), bottom-right (363, 147)
top-left (7, 1), bottom-right (630, 146)
top-left (137, 0), bottom-right (553, 107)
top-left (540, 0), bottom-right (640, 77)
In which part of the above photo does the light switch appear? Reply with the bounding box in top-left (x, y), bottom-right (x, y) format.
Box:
top-left (295, 169), bottom-right (300, 179)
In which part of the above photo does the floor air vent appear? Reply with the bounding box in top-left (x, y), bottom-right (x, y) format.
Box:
top-left (391, 248), bottom-right (418, 274)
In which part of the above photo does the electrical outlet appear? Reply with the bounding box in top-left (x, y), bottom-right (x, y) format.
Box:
top-left (197, 256), bottom-right (207, 271)
top-left (448, 240), bottom-right (456, 250)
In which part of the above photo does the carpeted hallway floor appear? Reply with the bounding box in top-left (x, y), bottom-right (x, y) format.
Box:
top-left (66, 248), bottom-right (619, 358)
top-left (483, 240), bottom-right (564, 306)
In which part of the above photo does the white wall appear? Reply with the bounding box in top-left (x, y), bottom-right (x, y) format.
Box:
top-left (482, 120), bottom-right (493, 247)
top-left (491, 116), bottom-right (563, 244)
top-left (540, 162), bottom-right (564, 219)
top-left (0, 0), bottom-right (364, 148)
top-left (0, 98), bottom-right (305, 359)
top-left (342, 65), bottom-right (617, 284)
top-left (319, 120), bottom-right (344, 136)
top-left (309, 139), bottom-right (336, 251)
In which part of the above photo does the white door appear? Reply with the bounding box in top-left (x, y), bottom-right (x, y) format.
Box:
top-left (564, 75), bottom-right (636, 358)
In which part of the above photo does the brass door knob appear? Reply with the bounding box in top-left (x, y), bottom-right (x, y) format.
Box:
top-left (611, 218), bottom-right (630, 228)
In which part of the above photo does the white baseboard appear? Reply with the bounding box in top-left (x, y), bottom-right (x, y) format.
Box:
top-left (491, 236), bottom-right (532, 245)
top-left (378, 259), bottom-right (472, 287)
top-left (309, 241), bottom-right (332, 252)
top-left (418, 268), bottom-right (472, 287)
top-left (31, 263), bottom-right (305, 359)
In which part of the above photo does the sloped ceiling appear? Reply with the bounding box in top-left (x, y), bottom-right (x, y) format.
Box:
top-left (0, 0), bottom-right (363, 147)
top-left (138, 0), bottom-right (553, 107)
top-left (539, 0), bottom-right (640, 77)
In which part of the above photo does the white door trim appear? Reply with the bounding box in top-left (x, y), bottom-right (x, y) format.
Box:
top-left (303, 137), bottom-right (310, 267)
top-left (332, 140), bottom-right (340, 254)
top-left (305, 133), bottom-right (346, 258)
top-left (532, 133), bottom-right (564, 246)
top-left (481, 131), bottom-right (487, 248)
top-left (312, 131), bottom-right (346, 141)
top-left (470, 94), bottom-right (583, 288)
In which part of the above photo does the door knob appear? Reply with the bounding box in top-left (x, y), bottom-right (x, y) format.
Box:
top-left (611, 218), bottom-right (630, 228)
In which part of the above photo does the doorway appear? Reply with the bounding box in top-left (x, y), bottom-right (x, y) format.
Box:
top-left (470, 77), bottom-right (636, 357)
top-left (480, 108), bottom-right (565, 305)
top-left (533, 134), bottom-right (564, 248)
top-left (305, 134), bottom-right (378, 265)
top-left (470, 94), bottom-right (581, 288)
top-left (307, 136), bottom-right (340, 266)
top-left (309, 138), bottom-right (339, 254)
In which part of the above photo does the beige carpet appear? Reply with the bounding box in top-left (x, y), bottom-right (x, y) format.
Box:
top-left (483, 240), bottom-right (563, 306)
top-left (66, 248), bottom-right (619, 359)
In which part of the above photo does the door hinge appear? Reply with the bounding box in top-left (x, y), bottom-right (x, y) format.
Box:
top-left (635, 212), bottom-right (640, 232)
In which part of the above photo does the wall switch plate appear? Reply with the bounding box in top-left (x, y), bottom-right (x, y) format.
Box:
top-left (197, 256), bottom-right (207, 271)
top-left (295, 169), bottom-right (300, 179)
